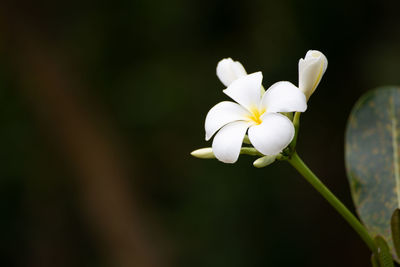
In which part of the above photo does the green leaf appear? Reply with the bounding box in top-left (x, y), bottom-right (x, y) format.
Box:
top-left (391, 209), bottom-right (400, 258)
top-left (375, 236), bottom-right (395, 267)
top-left (345, 87), bottom-right (400, 263)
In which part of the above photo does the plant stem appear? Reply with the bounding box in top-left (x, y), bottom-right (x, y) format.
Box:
top-left (287, 151), bottom-right (377, 253)
top-left (289, 112), bottom-right (301, 150)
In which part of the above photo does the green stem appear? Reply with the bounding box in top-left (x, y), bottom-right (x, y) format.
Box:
top-left (289, 112), bottom-right (301, 150)
top-left (240, 147), bottom-right (264, 156)
top-left (287, 151), bottom-right (377, 253)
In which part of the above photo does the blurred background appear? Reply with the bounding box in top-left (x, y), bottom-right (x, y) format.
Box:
top-left (1, 0), bottom-right (400, 266)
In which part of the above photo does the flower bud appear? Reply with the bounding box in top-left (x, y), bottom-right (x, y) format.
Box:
top-left (298, 50), bottom-right (328, 100)
top-left (253, 155), bottom-right (277, 168)
top-left (190, 148), bottom-right (215, 159)
top-left (216, 58), bottom-right (247, 87)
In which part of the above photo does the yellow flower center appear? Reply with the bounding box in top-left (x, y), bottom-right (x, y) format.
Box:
top-left (247, 107), bottom-right (266, 125)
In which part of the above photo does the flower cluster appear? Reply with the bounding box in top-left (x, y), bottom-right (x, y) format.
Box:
top-left (192, 50), bottom-right (327, 164)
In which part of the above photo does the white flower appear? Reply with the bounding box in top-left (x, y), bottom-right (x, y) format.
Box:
top-left (298, 50), bottom-right (328, 100)
top-left (216, 58), bottom-right (247, 87)
top-left (205, 72), bottom-right (307, 163)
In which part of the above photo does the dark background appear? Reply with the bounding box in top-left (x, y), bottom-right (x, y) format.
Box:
top-left (1, 0), bottom-right (400, 266)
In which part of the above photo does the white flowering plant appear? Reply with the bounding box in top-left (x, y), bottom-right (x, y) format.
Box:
top-left (192, 50), bottom-right (326, 166)
top-left (191, 51), bottom-right (400, 267)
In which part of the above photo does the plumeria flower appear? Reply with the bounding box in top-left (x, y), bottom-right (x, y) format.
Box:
top-left (216, 58), bottom-right (247, 87)
top-left (298, 50), bottom-right (328, 100)
top-left (205, 72), bottom-right (307, 163)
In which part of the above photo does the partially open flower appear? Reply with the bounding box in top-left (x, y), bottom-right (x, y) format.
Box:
top-left (216, 58), bottom-right (247, 87)
top-left (205, 72), bottom-right (307, 163)
top-left (298, 50), bottom-right (328, 100)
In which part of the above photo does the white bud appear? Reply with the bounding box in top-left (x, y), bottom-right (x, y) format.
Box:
top-left (253, 155), bottom-right (277, 168)
top-left (216, 58), bottom-right (247, 87)
top-left (298, 50), bottom-right (328, 100)
top-left (190, 148), bottom-right (215, 159)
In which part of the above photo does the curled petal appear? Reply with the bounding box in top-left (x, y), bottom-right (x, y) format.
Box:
top-left (212, 121), bottom-right (252, 163)
top-left (223, 72), bottom-right (263, 112)
top-left (205, 101), bottom-right (251, 141)
top-left (248, 113), bottom-right (294, 155)
top-left (260, 81), bottom-right (307, 113)
top-left (216, 58), bottom-right (247, 87)
top-left (298, 50), bottom-right (328, 100)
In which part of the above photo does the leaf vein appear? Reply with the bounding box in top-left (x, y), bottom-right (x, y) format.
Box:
top-left (391, 92), bottom-right (400, 208)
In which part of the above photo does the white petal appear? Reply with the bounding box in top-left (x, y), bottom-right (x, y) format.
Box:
top-left (223, 72), bottom-right (263, 111)
top-left (205, 101), bottom-right (251, 141)
top-left (248, 113), bottom-right (294, 155)
top-left (212, 121), bottom-right (252, 163)
top-left (298, 50), bottom-right (328, 99)
top-left (216, 58), bottom-right (247, 87)
top-left (260, 81), bottom-right (307, 113)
